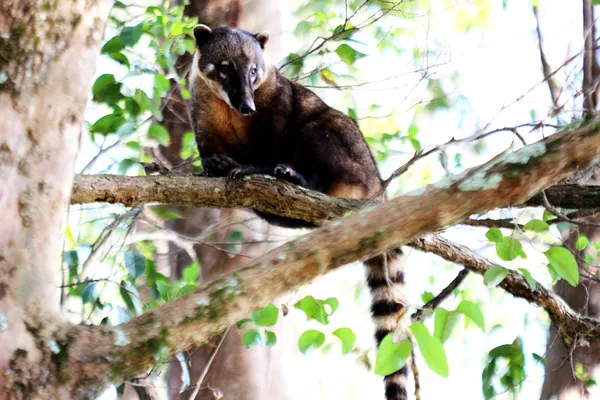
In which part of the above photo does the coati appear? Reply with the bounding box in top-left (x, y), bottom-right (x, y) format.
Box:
top-left (189, 24), bottom-right (410, 400)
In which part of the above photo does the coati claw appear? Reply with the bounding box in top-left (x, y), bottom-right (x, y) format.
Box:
top-left (229, 167), bottom-right (250, 179)
top-left (273, 164), bottom-right (308, 186)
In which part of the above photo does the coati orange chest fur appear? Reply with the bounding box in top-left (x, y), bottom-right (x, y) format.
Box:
top-left (189, 25), bottom-right (410, 400)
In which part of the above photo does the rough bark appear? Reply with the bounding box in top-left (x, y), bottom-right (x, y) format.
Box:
top-left (0, 0), bottom-right (111, 398)
top-left (71, 173), bottom-right (361, 223)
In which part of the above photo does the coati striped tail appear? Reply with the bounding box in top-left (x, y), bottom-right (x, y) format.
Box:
top-left (365, 249), bottom-right (409, 400)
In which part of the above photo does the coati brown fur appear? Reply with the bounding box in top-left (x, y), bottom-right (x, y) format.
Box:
top-left (189, 24), bottom-right (410, 400)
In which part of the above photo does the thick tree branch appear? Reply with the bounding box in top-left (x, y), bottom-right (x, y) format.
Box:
top-left (72, 176), bottom-right (600, 216)
top-left (71, 173), bottom-right (363, 225)
top-left (53, 118), bottom-right (600, 396)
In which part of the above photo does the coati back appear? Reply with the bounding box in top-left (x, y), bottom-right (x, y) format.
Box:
top-left (189, 24), bottom-right (410, 400)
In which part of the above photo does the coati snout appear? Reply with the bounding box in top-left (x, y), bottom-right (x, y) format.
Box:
top-left (192, 24), bottom-right (269, 116)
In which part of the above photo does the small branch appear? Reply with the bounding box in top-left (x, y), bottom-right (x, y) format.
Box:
top-left (533, 6), bottom-right (561, 110)
top-left (411, 234), bottom-right (600, 346)
top-left (461, 218), bottom-right (521, 230)
top-left (186, 326), bottom-right (230, 400)
top-left (411, 269), bottom-right (469, 322)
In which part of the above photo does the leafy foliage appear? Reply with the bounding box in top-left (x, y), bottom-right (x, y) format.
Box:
top-left (482, 338), bottom-right (526, 399)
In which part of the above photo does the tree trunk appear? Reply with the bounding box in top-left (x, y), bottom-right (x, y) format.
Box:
top-left (541, 174), bottom-right (600, 399)
top-left (0, 0), bottom-right (111, 397)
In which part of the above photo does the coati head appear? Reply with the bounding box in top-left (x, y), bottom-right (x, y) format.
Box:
top-left (192, 25), bottom-right (270, 116)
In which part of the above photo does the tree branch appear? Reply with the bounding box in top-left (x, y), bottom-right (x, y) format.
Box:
top-left (411, 234), bottom-right (599, 346)
top-left (411, 269), bottom-right (469, 322)
top-left (58, 118), bottom-right (600, 395)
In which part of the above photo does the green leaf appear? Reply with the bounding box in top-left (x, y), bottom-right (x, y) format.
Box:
top-left (180, 131), bottom-right (197, 159)
top-left (101, 36), bottom-right (126, 53)
top-left (524, 219), bottom-right (549, 233)
top-left (118, 158), bottom-right (137, 174)
top-left (542, 209), bottom-right (556, 221)
top-left (177, 283), bottom-right (198, 297)
top-left (251, 304), bottom-right (279, 327)
top-left (124, 251), bottom-right (146, 279)
top-left (133, 89), bottom-right (162, 121)
top-left (120, 281), bottom-right (139, 314)
top-left (63, 250), bottom-right (79, 269)
top-left (90, 114), bottom-right (126, 135)
top-left (92, 74), bottom-right (123, 104)
top-left (485, 227), bottom-right (503, 243)
top-left (433, 307), bottom-right (461, 343)
top-left (456, 300), bottom-right (485, 330)
top-left (496, 237), bottom-right (527, 261)
top-left (265, 330), bottom-right (277, 347)
top-left (298, 329), bottom-right (325, 354)
top-left (115, 121), bottom-right (136, 138)
top-left (332, 328), bottom-right (356, 355)
top-left (483, 266), bottom-right (508, 287)
top-left (107, 52), bottom-right (130, 68)
top-left (120, 23), bottom-right (145, 47)
top-left (182, 261), bottom-right (199, 283)
top-left (518, 268), bottom-right (536, 291)
top-left (148, 124), bottom-right (170, 146)
top-left (324, 297), bottom-right (339, 315)
top-left (532, 353), bottom-right (545, 365)
top-left (81, 282), bottom-right (98, 304)
top-left (410, 323), bottom-right (449, 377)
top-left (545, 246), bottom-right (579, 286)
top-left (576, 235), bottom-right (590, 251)
top-left (243, 328), bottom-right (264, 348)
top-left (374, 334), bottom-right (412, 376)
top-left (335, 43), bottom-right (366, 65)
top-left (294, 295), bottom-right (329, 325)
top-left (236, 318), bottom-right (252, 329)
top-left (180, 87), bottom-right (191, 100)
top-left (156, 281), bottom-right (178, 302)
top-left (408, 123), bottom-right (418, 138)
top-left (421, 291), bottom-right (434, 303)
top-left (154, 73), bottom-right (170, 97)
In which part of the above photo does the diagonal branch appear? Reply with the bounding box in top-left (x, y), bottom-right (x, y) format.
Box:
top-left (55, 117), bottom-right (600, 396)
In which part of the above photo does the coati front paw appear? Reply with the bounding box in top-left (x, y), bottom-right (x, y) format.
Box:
top-left (228, 166), bottom-right (257, 179)
top-left (273, 164), bottom-right (307, 186)
top-left (202, 155), bottom-right (241, 177)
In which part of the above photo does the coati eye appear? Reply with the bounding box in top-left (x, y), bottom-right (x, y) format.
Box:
top-left (250, 67), bottom-right (257, 81)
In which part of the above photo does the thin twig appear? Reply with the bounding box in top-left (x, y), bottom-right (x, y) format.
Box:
top-left (533, 6), bottom-right (561, 110)
top-left (186, 326), bottom-right (231, 400)
top-left (411, 269), bottom-right (469, 322)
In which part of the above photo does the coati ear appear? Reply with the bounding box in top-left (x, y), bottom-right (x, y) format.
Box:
top-left (193, 24), bottom-right (212, 46)
top-left (254, 32), bottom-right (269, 49)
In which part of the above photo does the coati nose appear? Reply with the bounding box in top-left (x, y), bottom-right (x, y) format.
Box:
top-left (238, 100), bottom-right (256, 115)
